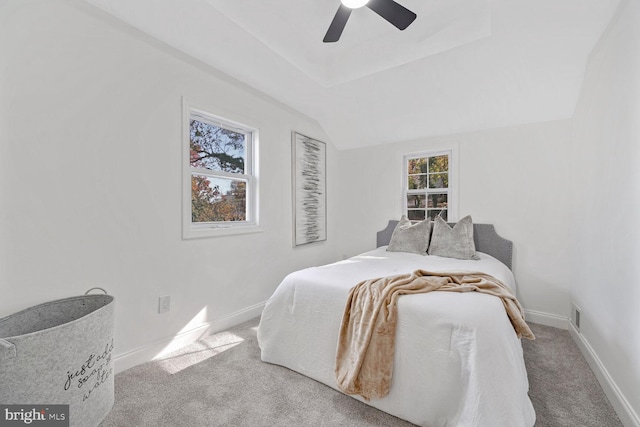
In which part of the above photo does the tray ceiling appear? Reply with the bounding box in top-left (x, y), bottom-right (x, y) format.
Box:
top-left (83, 0), bottom-right (620, 149)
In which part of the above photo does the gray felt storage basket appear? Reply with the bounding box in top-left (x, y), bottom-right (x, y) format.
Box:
top-left (0, 291), bottom-right (115, 427)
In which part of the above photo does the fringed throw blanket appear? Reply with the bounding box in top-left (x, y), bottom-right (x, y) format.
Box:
top-left (335, 270), bottom-right (535, 400)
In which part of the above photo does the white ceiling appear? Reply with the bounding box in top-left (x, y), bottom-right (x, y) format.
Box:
top-left (83, 0), bottom-right (620, 150)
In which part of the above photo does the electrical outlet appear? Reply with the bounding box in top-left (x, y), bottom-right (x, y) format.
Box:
top-left (158, 296), bottom-right (170, 314)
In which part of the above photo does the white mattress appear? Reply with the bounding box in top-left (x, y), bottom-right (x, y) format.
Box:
top-left (258, 247), bottom-right (535, 427)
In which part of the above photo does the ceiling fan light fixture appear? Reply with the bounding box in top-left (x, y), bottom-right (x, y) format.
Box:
top-left (341, 0), bottom-right (369, 9)
top-left (325, 0), bottom-right (416, 43)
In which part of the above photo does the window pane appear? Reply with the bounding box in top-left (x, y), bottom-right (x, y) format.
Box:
top-left (407, 194), bottom-right (426, 208)
top-left (403, 152), bottom-right (452, 229)
top-left (407, 209), bottom-right (426, 221)
top-left (429, 173), bottom-right (448, 189)
top-left (427, 193), bottom-right (448, 209)
top-left (191, 175), bottom-right (247, 222)
top-left (408, 175), bottom-right (428, 189)
top-left (408, 158), bottom-right (428, 175)
top-left (428, 155), bottom-right (448, 173)
top-left (190, 119), bottom-right (246, 173)
top-left (426, 209), bottom-right (447, 221)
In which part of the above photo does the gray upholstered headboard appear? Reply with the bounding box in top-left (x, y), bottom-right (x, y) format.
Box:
top-left (376, 220), bottom-right (514, 270)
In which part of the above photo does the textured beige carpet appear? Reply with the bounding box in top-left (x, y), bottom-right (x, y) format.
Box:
top-left (100, 319), bottom-right (622, 426)
top-left (522, 323), bottom-right (622, 427)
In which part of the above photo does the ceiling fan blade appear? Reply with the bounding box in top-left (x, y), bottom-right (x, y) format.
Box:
top-left (366, 0), bottom-right (417, 30)
top-left (324, 4), bottom-right (352, 43)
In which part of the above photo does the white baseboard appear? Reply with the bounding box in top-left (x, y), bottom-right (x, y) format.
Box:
top-left (524, 309), bottom-right (569, 329)
top-left (113, 301), bottom-right (265, 374)
top-left (569, 323), bottom-right (640, 427)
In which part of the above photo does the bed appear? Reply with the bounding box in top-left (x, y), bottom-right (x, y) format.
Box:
top-left (258, 219), bottom-right (535, 427)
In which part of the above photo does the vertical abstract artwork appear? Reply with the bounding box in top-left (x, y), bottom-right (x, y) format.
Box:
top-left (292, 132), bottom-right (327, 246)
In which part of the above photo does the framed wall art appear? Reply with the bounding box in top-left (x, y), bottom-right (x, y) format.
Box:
top-left (292, 132), bottom-right (327, 246)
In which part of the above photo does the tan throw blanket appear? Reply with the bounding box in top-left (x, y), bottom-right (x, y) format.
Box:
top-left (335, 270), bottom-right (535, 400)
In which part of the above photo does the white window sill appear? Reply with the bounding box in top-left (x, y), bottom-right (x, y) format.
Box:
top-left (183, 225), bottom-right (264, 240)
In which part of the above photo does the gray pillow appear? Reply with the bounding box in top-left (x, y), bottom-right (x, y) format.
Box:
top-left (387, 216), bottom-right (431, 255)
top-left (427, 215), bottom-right (480, 260)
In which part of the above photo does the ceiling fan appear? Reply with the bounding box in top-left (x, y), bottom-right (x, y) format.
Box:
top-left (323, 0), bottom-right (417, 43)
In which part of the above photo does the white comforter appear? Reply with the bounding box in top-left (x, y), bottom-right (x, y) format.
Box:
top-left (258, 247), bottom-right (535, 427)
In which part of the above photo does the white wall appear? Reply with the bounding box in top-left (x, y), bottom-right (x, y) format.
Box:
top-left (336, 119), bottom-right (574, 324)
top-left (0, 0), bottom-right (339, 370)
top-left (570, 0), bottom-right (640, 424)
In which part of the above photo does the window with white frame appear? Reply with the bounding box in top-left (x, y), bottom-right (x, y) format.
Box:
top-left (183, 104), bottom-right (258, 238)
top-left (403, 150), bottom-right (453, 222)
